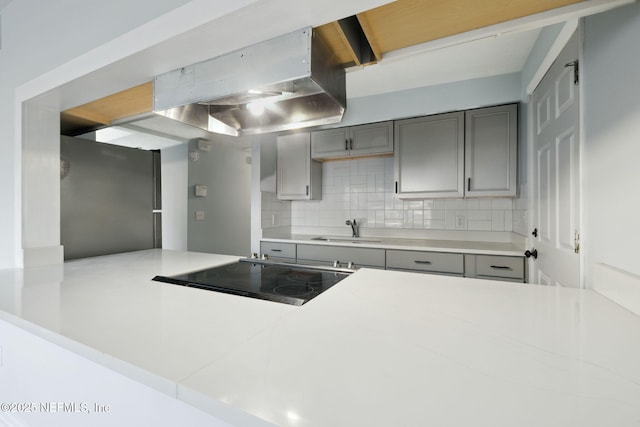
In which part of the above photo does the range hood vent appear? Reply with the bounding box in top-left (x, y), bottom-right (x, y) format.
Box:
top-left (153, 27), bottom-right (346, 136)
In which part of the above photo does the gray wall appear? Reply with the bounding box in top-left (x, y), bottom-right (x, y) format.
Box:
top-left (583, 2), bottom-right (640, 287)
top-left (340, 73), bottom-right (522, 127)
top-left (188, 137), bottom-right (252, 256)
top-left (0, 0), bottom-right (194, 268)
top-left (60, 136), bottom-right (155, 259)
top-left (161, 143), bottom-right (188, 251)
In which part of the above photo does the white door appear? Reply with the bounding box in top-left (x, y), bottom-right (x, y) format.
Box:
top-left (530, 31), bottom-right (581, 287)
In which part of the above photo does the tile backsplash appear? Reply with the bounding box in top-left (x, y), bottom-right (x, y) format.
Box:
top-left (283, 157), bottom-right (517, 232)
top-left (262, 191), bottom-right (291, 228)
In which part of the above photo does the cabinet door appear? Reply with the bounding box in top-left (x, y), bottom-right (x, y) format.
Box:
top-left (260, 241), bottom-right (296, 261)
top-left (277, 133), bottom-right (321, 200)
top-left (297, 244), bottom-right (385, 268)
top-left (465, 254), bottom-right (525, 282)
top-left (394, 112), bottom-right (464, 199)
top-left (465, 104), bottom-right (518, 197)
top-left (386, 250), bottom-right (464, 275)
top-left (311, 128), bottom-right (349, 159)
top-left (350, 121), bottom-right (393, 157)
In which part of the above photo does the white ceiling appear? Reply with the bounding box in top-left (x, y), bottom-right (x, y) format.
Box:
top-left (347, 28), bottom-right (541, 98)
top-left (78, 126), bottom-right (184, 150)
top-left (0, 0), bottom-right (12, 11)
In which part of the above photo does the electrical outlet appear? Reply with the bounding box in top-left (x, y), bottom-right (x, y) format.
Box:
top-left (195, 210), bottom-right (205, 221)
top-left (455, 215), bottom-right (466, 229)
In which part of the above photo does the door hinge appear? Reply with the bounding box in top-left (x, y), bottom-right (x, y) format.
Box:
top-left (574, 230), bottom-right (580, 254)
top-left (565, 60), bottom-right (579, 85)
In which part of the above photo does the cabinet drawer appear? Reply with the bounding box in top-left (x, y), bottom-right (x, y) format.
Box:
top-left (386, 250), bottom-right (464, 274)
top-left (260, 241), bottom-right (296, 260)
top-left (476, 255), bottom-right (524, 279)
top-left (297, 244), bottom-right (385, 268)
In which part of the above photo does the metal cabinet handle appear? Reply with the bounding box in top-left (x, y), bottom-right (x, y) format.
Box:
top-left (490, 265), bottom-right (511, 270)
top-left (270, 249), bottom-right (282, 252)
top-left (524, 249), bottom-right (538, 259)
top-left (306, 185), bottom-right (309, 196)
top-left (349, 138), bottom-right (353, 150)
top-left (467, 177), bottom-right (471, 192)
top-left (395, 181), bottom-right (398, 194)
top-left (414, 260), bottom-right (432, 265)
top-left (345, 139), bottom-right (348, 150)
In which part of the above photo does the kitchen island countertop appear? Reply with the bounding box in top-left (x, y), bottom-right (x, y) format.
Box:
top-left (1, 249), bottom-right (640, 426)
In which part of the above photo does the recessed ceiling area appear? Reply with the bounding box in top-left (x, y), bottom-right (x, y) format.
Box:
top-left (315, 0), bottom-right (584, 67)
top-left (346, 28), bottom-right (542, 98)
top-left (58, 0), bottom-right (609, 138)
top-left (60, 82), bottom-right (153, 135)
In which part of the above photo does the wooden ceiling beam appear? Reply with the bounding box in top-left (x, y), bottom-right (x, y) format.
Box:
top-left (333, 20), bottom-right (362, 66)
top-left (62, 81), bottom-right (153, 129)
top-left (358, 0), bottom-right (587, 55)
top-left (356, 12), bottom-right (382, 62)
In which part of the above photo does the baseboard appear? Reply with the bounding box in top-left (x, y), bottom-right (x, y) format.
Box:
top-left (593, 263), bottom-right (640, 317)
top-left (22, 245), bottom-right (64, 268)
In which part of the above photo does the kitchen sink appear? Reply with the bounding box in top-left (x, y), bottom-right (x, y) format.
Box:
top-left (311, 236), bottom-right (382, 244)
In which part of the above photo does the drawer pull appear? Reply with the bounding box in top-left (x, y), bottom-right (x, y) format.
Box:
top-left (414, 260), bottom-right (432, 265)
top-left (270, 249), bottom-right (283, 252)
top-left (490, 265), bottom-right (511, 270)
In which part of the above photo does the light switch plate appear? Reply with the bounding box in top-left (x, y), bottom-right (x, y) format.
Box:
top-left (197, 139), bottom-right (212, 151)
top-left (195, 210), bottom-right (205, 221)
top-left (195, 185), bottom-right (207, 197)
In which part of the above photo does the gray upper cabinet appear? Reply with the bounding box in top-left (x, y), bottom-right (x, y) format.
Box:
top-left (465, 104), bottom-right (518, 197)
top-left (394, 112), bottom-right (465, 199)
top-left (277, 133), bottom-right (322, 200)
top-left (311, 121), bottom-right (393, 160)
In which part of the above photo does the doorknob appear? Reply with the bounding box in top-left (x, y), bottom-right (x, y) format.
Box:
top-left (524, 249), bottom-right (538, 259)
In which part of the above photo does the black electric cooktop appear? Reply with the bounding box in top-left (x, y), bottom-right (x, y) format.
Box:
top-left (152, 259), bottom-right (353, 306)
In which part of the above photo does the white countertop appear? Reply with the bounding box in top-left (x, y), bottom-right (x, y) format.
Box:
top-left (1, 249), bottom-right (640, 426)
top-left (262, 234), bottom-right (525, 256)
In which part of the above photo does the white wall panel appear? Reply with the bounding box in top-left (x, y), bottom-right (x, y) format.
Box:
top-left (161, 143), bottom-right (188, 251)
top-left (583, 2), bottom-right (640, 289)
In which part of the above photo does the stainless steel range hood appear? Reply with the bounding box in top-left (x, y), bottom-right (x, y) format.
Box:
top-left (153, 27), bottom-right (346, 137)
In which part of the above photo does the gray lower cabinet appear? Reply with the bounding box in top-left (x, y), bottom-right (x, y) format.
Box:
top-left (464, 254), bottom-right (525, 282)
top-left (386, 250), bottom-right (464, 277)
top-left (260, 241), bottom-right (525, 282)
top-left (260, 241), bottom-right (296, 262)
top-left (388, 250), bottom-right (524, 282)
top-left (296, 244), bottom-right (385, 269)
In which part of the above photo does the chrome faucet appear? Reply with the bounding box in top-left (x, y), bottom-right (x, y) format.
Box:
top-left (345, 219), bottom-right (359, 238)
